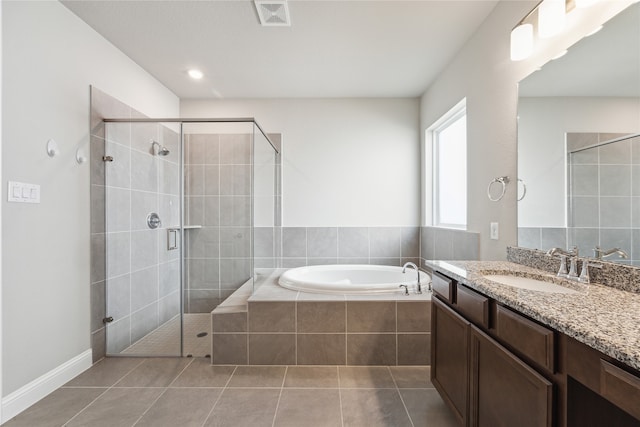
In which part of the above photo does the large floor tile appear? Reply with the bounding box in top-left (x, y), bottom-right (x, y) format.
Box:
top-left (203, 388), bottom-right (280, 427)
top-left (114, 357), bottom-right (192, 387)
top-left (283, 366), bottom-right (339, 388)
top-left (274, 389), bottom-right (342, 427)
top-left (389, 366), bottom-right (432, 388)
top-left (226, 365), bottom-right (286, 388)
top-left (135, 388), bottom-right (222, 426)
top-left (338, 366), bottom-right (396, 388)
top-left (66, 388), bottom-right (163, 427)
top-left (64, 357), bottom-right (145, 387)
top-left (3, 388), bottom-right (106, 427)
top-left (341, 389), bottom-right (412, 427)
top-left (170, 358), bottom-right (235, 387)
top-left (400, 389), bottom-right (459, 426)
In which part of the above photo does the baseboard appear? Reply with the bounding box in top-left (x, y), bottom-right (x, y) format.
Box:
top-left (1, 349), bottom-right (93, 424)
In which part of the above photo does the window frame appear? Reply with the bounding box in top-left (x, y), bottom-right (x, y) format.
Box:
top-left (430, 100), bottom-right (467, 230)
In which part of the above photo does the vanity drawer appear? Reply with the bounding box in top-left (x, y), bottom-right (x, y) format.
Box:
top-left (432, 272), bottom-right (454, 303)
top-left (456, 284), bottom-right (489, 329)
top-left (600, 360), bottom-right (640, 420)
top-left (495, 305), bottom-right (555, 373)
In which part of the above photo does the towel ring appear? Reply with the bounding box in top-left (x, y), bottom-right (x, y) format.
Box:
top-left (487, 176), bottom-right (510, 202)
top-left (517, 178), bottom-right (527, 202)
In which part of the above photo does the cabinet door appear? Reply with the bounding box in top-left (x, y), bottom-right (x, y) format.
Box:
top-left (470, 325), bottom-right (553, 427)
top-left (432, 297), bottom-right (470, 426)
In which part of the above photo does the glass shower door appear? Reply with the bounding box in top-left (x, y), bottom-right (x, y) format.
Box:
top-left (104, 120), bottom-right (183, 356)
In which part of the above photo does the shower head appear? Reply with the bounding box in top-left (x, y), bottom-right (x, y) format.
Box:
top-left (150, 140), bottom-right (170, 156)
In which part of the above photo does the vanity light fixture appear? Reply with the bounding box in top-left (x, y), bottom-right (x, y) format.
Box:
top-left (538, 0), bottom-right (566, 38)
top-left (188, 69), bottom-right (204, 80)
top-left (509, 0), bottom-right (598, 61)
top-left (510, 23), bottom-right (534, 61)
top-left (575, 0), bottom-right (599, 8)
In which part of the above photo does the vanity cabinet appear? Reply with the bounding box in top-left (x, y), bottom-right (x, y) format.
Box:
top-left (431, 272), bottom-right (554, 427)
top-left (432, 298), bottom-right (470, 426)
top-left (469, 325), bottom-right (553, 427)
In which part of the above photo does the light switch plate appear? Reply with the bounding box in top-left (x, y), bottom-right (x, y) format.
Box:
top-left (8, 181), bottom-right (40, 203)
top-left (490, 222), bottom-right (499, 240)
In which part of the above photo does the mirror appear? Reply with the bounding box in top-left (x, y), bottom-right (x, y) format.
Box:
top-left (517, 3), bottom-right (640, 264)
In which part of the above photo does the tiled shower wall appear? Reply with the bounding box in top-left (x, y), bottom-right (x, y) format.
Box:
top-left (184, 134), bottom-right (253, 313)
top-left (567, 132), bottom-right (640, 264)
top-left (90, 87), bottom-right (181, 359)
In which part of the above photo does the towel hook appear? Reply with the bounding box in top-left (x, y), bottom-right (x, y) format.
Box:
top-left (487, 176), bottom-right (510, 202)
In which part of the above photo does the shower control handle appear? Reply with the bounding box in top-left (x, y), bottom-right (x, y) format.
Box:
top-left (147, 212), bottom-right (161, 229)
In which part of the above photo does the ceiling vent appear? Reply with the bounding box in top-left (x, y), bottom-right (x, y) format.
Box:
top-left (254, 0), bottom-right (291, 27)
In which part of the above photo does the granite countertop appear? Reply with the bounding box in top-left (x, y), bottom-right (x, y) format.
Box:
top-left (425, 260), bottom-right (640, 371)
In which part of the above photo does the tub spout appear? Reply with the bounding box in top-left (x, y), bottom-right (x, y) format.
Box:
top-left (402, 262), bottom-right (422, 294)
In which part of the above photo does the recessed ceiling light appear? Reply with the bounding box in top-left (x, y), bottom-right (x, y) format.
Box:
top-left (188, 69), bottom-right (204, 80)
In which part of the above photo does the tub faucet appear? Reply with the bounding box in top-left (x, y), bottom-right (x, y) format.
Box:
top-left (402, 262), bottom-right (422, 294)
top-left (593, 246), bottom-right (629, 260)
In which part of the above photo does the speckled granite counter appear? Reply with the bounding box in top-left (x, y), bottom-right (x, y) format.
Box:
top-left (425, 260), bottom-right (640, 371)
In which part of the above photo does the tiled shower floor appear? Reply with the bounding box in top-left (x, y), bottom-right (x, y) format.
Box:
top-left (121, 314), bottom-right (211, 357)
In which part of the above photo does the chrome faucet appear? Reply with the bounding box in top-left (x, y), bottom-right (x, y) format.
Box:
top-left (578, 260), bottom-right (602, 284)
top-left (402, 262), bottom-right (422, 294)
top-left (593, 246), bottom-right (629, 260)
top-left (546, 246), bottom-right (579, 278)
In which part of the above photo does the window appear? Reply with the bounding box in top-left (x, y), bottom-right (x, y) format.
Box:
top-left (431, 100), bottom-right (467, 229)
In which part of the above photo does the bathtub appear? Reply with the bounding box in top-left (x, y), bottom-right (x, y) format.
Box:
top-left (278, 264), bottom-right (430, 294)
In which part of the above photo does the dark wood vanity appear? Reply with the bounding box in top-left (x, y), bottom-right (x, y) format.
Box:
top-left (430, 269), bottom-right (640, 427)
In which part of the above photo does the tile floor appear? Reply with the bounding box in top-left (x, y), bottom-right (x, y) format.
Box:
top-left (4, 358), bottom-right (458, 427)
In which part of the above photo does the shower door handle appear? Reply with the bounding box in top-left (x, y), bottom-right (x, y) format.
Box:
top-left (167, 228), bottom-right (179, 250)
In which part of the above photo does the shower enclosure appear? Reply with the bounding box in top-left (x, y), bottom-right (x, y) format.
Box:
top-left (101, 118), bottom-right (279, 357)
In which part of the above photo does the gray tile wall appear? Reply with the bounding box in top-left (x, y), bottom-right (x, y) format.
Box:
top-left (567, 133), bottom-right (640, 265)
top-left (258, 226), bottom-right (421, 268)
top-left (419, 226), bottom-right (480, 268)
top-left (184, 134), bottom-right (253, 313)
top-left (517, 227), bottom-right (568, 251)
top-left (91, 87), bottom-right (181, 358)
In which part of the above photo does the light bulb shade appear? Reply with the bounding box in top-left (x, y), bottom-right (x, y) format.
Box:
top-left (575, 0), bottom-right (598, 8)
top-left (510, 23), bottom-right (534, 61)
top-left (538, 0), bottom-right (566, 38)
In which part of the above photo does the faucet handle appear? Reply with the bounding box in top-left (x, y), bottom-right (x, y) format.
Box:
top-left (578, 260), bottom-right (602, 284)
top-left (567, 256), bottom-right (579, 280)
top-left (556, 255), bottom-right (568, 278)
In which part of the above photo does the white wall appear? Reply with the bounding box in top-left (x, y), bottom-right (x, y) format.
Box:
top-left (181, 98), bottom-right (421, 226)
top-left (2, 1), bottom-right (178, 396)
top-left (420, 0), bottom-right (633, 260)
top-left (518, 96), bottom-right (640, 227)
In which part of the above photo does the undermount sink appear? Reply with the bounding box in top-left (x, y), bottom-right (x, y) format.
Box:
top-left (483, 274), bottom-right (581, 294)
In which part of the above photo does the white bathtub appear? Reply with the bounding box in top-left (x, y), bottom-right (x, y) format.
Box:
top-left (278, 264), bottom-right (430, 294)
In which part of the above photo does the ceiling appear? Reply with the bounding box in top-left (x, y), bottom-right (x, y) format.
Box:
top-left (519, 2), bottom-right (640, 97)
top-left (62, 0), bottom-right (499, 99)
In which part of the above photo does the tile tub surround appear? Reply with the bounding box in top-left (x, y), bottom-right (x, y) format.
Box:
top-left (419, 226), bottom-right (480, 269)
top-left (425, 259), bottom-right (640, 371)
top-left (507, 246), bottom-right (640, 293)
top-left (212, 270), bottom-right (431, 366)
top-left (265, 226), bottom-right (421, 269)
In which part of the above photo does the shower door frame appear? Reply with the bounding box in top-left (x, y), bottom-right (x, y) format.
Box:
top-left (102, 117), bottom-right (278, 357)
